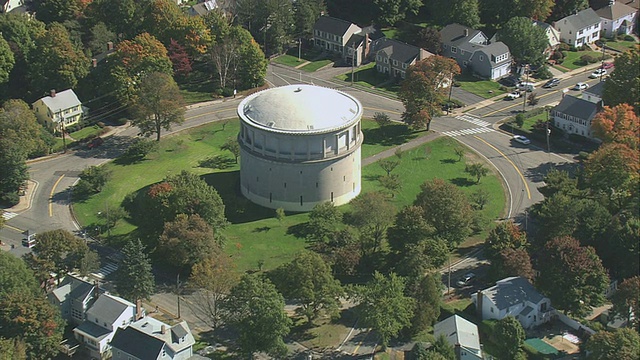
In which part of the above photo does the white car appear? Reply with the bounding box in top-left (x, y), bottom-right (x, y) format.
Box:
top-left (589, 69), bottom-right (607, 78)
top-left (573, 82), bottom-right (589, 90)
top-left (505, 90), bottom-right (521, 100)
top-left (513, 135), bottom-right (531, 145)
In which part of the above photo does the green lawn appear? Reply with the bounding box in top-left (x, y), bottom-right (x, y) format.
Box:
top-left (272, 47), bottom-right (331, 72)
top-left (456, 74), bottom-right (507, 99)
top-left (558, 50), bottom-right (604, 70)
top-left (69, 125), bottom-right (104, 141)
top-left (382, 28), bottom-right (398, 39)
top-left (272, 54), bottom-right (307, 67)
top-left (180, 89), bottom-right (214, 104)
top-left (604, 40), bottom-right (639, 52)
top-left (178, 70), bottom-right (218, 105)
top-left (51, 137), bottom-right (76, 153)
top-left (300, 59), bottom-right (332, 72)
top-left (336, 63), bottom-right (400, 96)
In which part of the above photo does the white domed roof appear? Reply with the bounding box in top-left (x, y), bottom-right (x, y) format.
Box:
top-left (238, 85), bottom-right (362, 133)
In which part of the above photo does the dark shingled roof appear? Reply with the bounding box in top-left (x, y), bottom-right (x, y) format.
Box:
top-left (483, 277), bottom-right (546, 311)
top-left (313, 16), bottom-right (356, 36)
top-left (86, 295), bottom-right (132, 326)
top-left (110, 326), bottom-right (164, 359)
top-left (440, 23), bottom-right (485, 47)
top-left (553, 95), bottom-right (600, 120)
top-left (74, 321), bottom-right (111, 341)
top-left (584, 81), bottom-right (605, 97)
top-left (171, 323), bottom-right (189, 342)
top-left (69, 281), bottom-right (94, 302)
top-left (375, 38), bottom-right (429, 64)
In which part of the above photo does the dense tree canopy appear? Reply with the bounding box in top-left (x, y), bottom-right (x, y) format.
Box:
top-left (158, 214), bottom-right (219, 270)
top-left (585, 328), bottom-right (640, 359)
top-left (373, 0), bottom-right (423, 26)
top-left (189, 252), bottom-right (238, 328)
top-left (31, 0), bottom-right (82, 24)
top-left (0, 99), bottom-right (52, 158)
top-left (497, 17), bottom-right (549, 66)
top-left (308, 201), bottom-right (343, 243)
top-left (0, 37), bottom-right (14, 85)
top-left (610, 276), bottom-right (640, 331)
top-left (428, 0), bottom-right (481, 28)
top-left (551, 0), bottom-right (589, 21)
top-left (602, 48), bottom-right (639, 114)
top-left (494, 316), bottom-right (526, 359)
top-left (349, 191), bottom-right (396, 258)
top-left (591, 104), bottom-right (639, 150)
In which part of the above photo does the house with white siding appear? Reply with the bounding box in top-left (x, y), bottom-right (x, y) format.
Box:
top-left (553, 8), bottom-right (602, 46)
top-left (595, 0), bottom-right (637, 38)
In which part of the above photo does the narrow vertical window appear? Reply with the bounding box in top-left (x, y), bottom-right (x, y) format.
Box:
top-left (300, 196), bottom-right (303, 206)
top-left (270, 193), bottom-right (272, 203)
top-left (331, 192), bottom-right (334, 202)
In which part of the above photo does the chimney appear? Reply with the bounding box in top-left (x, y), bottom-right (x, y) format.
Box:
top-left (93, 281), bottom-right (100, 300)
top-left (92, 58), bottom-right (97, 68)
top-left (364, 33), bottom-right (370, 58)
top-left (476, 291), bottom-right (484, 319)
top-left (463, 28), bottom-right (469, 37)
top-left (107, 41), bottom-right (113, 51)
top-left (135, 299), bottom-right (143, 321)
top-left (50, 89), bottom-right (56, 98)
top-left (161, 325), bottom-right (166, 334)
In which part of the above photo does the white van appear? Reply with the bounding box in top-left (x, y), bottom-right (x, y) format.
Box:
top-left (517, 82), bottom-right (536, 92)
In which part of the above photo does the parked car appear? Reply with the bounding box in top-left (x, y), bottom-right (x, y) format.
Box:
top-left (542, 78), bottom-right (560, 88)
top-left (589, 68), bottom-right (607, 78)
top-left (456, 273), bottom-right (477, 287)
top-left (500, 76), bottom-right (520, 87)
top-left (87, 137), bottom-right (104, 149)
top-left (517, 82), bottom-right (535, 92)
top-left (572, 82), bottom-right (589, 90)
top-left (505, 90), bottom-right (521, 100)
top-left (513, 135), bottom-right (531, 145)
top-left (601, 62), bottom-right (614, 70)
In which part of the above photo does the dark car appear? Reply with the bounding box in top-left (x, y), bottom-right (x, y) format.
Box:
top-left (500, 76), bottom-right (520, 87)
top-left (456, 273), bottom-right (477, 287)
top-left (542, 78), bottom-right (560, 88)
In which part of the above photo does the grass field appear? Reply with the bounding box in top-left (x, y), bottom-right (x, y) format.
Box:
top-left (336, 63), bottom-right (400, 96)
top-left (456, 74), bottom-right (507, 99)
top-left (558, 50), bottom-right (604, 70)
top-left (300, 59), bottom-right (332, 72)
top-left (69, 125), bottom-right (104, 141)
top-left (604, 40), bottom-right (639, 53)
top-left (272, 54), bottom-right (307, 67)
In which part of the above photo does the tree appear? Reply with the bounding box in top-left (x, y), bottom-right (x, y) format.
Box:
top-left (415, 27), bottom-right (442, 55)
top-left (429, 0), bottom-right (481, 28)
top-left (158, 214), bottom-right (220, 270)
top-left (431, 334), bottom-right (456, 360)
top-left (414, 178), bottom-right (473, 248)
top-left (221, 274), bottom-right (291, 358)
top-left (27, 22), bottom-right (88, 97)
top-left (87, 0), bottom-right (141, 38)
top-left (399, 56), bottom-right (461, 130)
top-left (115, 238), bottom-right (155, 301)
top-left (551, 0), bottom-right (589, 22)
top-left (109, 33), bottom-right (173, 106)
top-left (492, 247), bottom-right (535, 281)
top-left (532, 193), bottom-right (580, 241)
top-left (308, 202), bottom-right (343, 243)
top-left (485, 220), bottom-right (528, 261)
top-left (379, 159), bottom-right (400, 176)
top-left (602, 48), bottom-right (639, 114)
top-left (123, 138), bottom-right (158, 160)
top-left (87, 22), bottom-right (117, 57)
top-left (0, 338), bottom-right (27, 360)
top-left (592, 104), bottom-right (639, 150)
top-left (220, 137), bottom-right (240, 163)
top-left (605, 216), bottom-right (640, 280)
top-left (517, 0), bottom-right (555, 21)
top-left (188, 252), bottom-right (238, 328)
top-left (0, 99), bottom-right (51, 158)
top-left (379, 174), bottom-right (402, 197)
top-left (0, 139), bottom-right (27, 205)
top-left (527, 92), bottom-right (539, 106)
top-left (538, 169), bottom-right (580, 198)
top-left (353, 272), bottom-right (415, 349)
top-left (585, 328), bottom-right (640, 360)
top-left (610, 276), bottom-right (640, 331)
top-left (465, 162), bottom-right (489, 183)
top-left (0, 251), bottom-right (39, 298)
top-left (494, 316), bottom-right (525, 359)
top-left (270, 252), bottom-right (343, 324)
top-left (373, 0), bottom-right (423, 26)
top-left (0, 37), bottom-right (14, 85)
top-left (349, 192), bottom-right (396, 257)
top-left (470, 188), bottom-right (490, 210)
top-left (167, 39), bottom-right (192, 78)
top-left (407, 273), bottom-right (442, 335)
top-left (131, 72), bottom-right (185, 141)
top-left (31, 0), bottom-right (81, 24)
top-left (497, 17), bottom-right (548, 67)
top-left (26, 229), bottom-right (90, 284)
top-left (454, 147), bottom-right (465, 162)
top-left (293, 0), bottom-right (326, 39)
top-left (374, 112), bottom-right (392, 127)
top-left (537, 236), bottom-right (609, 317)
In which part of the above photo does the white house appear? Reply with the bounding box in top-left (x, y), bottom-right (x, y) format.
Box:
top-left (32, 89), bottom-right (86, 129)
top-left (533, 20), bottom-right (562, 58)
top-left (73, 294), bottom-right (138, 360)
top-left (550, 95), bottom-right (601, 139)
top-left (595, 0), bottom-right (638, 38)
top-left (110, 317), bottom-right (195, 360)
top-left (553, 8), bottom-right (602, 46)
top-left (583, 81), bottom-right (605, 104)
top-left (472, 277), bottom-right (553, 329)
top-left (0, 0), bottom-right (22, 12)
top-left (48, 274), bottom-right (98, 325)
top-left (312, 16), bottom-right (371, 66)
top-left (434, 315), bottom-right (483, 360)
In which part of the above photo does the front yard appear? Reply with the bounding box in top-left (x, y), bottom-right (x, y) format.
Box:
top-left (604, 39), bottom-right (639, 52)
top-left (455, 74), bottom-right (508, 99)
top-left (336, 62), bottom-right (400, 96)
top-left (554, 50), bottom-right (605, 71)
top-left (272, 47), bottom-right (332, 72)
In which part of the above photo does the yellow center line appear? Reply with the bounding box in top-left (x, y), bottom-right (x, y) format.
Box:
top-left (483, 90), bottom-right (559, 117)
top-left (352, 328), bottom-right (371, 355)
top-left (4, 224), bottom-right (24, 233)
top-left (474, 136), bottom-right (531, 200)
top-left (49, 174), bottom-right (65, 217)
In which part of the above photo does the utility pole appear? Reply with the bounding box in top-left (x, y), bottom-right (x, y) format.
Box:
top-left (546, 108), bottom-right (551, 157)
top-left (600, 40), bottom-right (606, 82)
top-left (298, 38), bottom-right (301, 61)
top-left (351, 43), bottom-right (355, 86)
top-left (176, 273), bottom-right (181, 318)
top-left (522, 64), bottom-right (529, 113)
top-left (447, 72), bottom-right (454, 115)
top-left (447, 253), bottom-right (452, 295)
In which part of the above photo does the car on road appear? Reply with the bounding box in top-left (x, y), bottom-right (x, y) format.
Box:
top-left (517, 82), bottom-right (535, 92)
top-left (505, 90), bottom-right (521, 100)
top-left (572, 82), bottom-right (589, 90)
top-left (456, 273), bottom-right (477, 287)
top-left (542, 78), bottom-right (560, 88)
top-left (601, 62), bottom-right (614, 70)
top-left (87, 137), bottom-right (104, 149)
top-left (513, 135), bottom-right (531, 145)
top-left (589, 69), bottom-right (607, 78)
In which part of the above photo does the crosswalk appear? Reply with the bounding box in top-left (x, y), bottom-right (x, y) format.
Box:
top-left (441, 115), bottom-right (495, 137)
top-left (1, 211), bottom-right (18, 221)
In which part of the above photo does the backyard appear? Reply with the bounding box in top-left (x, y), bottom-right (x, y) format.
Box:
top-left (73, 118), bottom-right (505, 273)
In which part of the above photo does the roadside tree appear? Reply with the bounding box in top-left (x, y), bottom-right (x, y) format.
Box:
top-left (407, 273), bottom-right (442, 335)
top-left (497, 17), bottom-right (548, 66)
top-left (484, 220), bottom-right (528, 261)
top-left (585, 328), bottom-right (640, 359)
top-left (0, 139), bottom-right (28, 205)
top-left (0, 99), bottom-right (52, 158)
top-left (189, 252), bottom-right (238, 328)
top-left (465, 162), bottom-right (489, 183)
top-left (132, 72), bottom-right (185, 142)
top-left (26, 229), bottom-right (93, 284)
top-left (602, 48), bottom-right (639, 114)
top-left (115, 238), bottom-right (155, 301)
top-left (591, 104), bottom-right (639, 150)
top-left (349, 191), bottom-right (396, 258)
top-left (492, 247), bottom-right (535, 281)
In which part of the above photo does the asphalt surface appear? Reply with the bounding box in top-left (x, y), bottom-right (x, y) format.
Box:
top-left (1, 60), bottom-right (598, 358)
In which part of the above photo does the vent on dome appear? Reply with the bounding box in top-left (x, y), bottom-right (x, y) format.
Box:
top-left (349, 108), bottom-right (356, 114)
top-left (294, 87), bottom-right (302, 92)
top-left (267, 121), bottom-right (276, 127)
top-left (307, 125), bottom-right (314, 130)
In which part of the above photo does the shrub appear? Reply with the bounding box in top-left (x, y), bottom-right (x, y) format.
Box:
top-left (580, 54), bottom-right (597, 64)
top-left (569, 45), bottom-right (578, 52)
top-left (561, 50), bottom-right (568, 58)
top-left (624, 35), bottom-right (635, 41)
top-left (97, 121), bottom-right (105, 128)
top-left (535, 66), bottom-right (553, 80)
top-left (559, 43), bottom-right (570, 51)
top-left (0, 192), bottom-right (20, 207)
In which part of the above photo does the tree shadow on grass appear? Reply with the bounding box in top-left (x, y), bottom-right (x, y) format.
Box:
top-left (197, 155), bottom-right (235, 170)
top-left (286, 222), bottom-right (312, 239)
top-left (440, 158), bottom-right (457, 164)
top-left (450, 177), bottom-right (476, 187)
top-left (362, 124), bottom-right (418, 147)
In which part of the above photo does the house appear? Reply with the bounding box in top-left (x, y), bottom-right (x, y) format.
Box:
top-left (73, 294), bottom-right (139, 360)
top-left (48, 274), bottom-right (98, 325)
top-left (553, 8), bottom-right (602, 46)
top-left (32, 89), bottom-right (86, 129)
top-left (312, 16), bottom-right (371, 66)
top-left (110, 316), bottom-right (196, 360)
top-left (440, 23), bottom-right (511, 80)
top-left (373, 38), bottom-right (433, 79)
top-left (550, 95), bottom-right (601, 138)
top-left (533, 20), bottom-right (562, 58)
top-left (472, 276), bottom-right (553, 329)
top-left (583, 81), bottom-right (605, 104)
top-left (0, 0), bottom-right (22, 13)
top-left (595, 0), bottom-right (637, 38)
top-left (188, 0), bottom-right (218, 17)
top-left (434, 315), bottom-right (483, 360)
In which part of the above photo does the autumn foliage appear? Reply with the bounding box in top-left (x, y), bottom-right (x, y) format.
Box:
top-left (592, 104), bottom-right (639, 150)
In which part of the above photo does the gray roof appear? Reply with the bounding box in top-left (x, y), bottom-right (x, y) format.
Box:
top-left (313, 16), bottom-right (358, 36)
top-left (434, 315), bottom-right (481, 351)
top-left (553, 95), bottom-right (600, 120)
top-left (584, 81), bottom-right (605, 97)
top-left (190, 0), bottom-right (217, 16)
top-left (559, 8), bottom-right (602, 29)
top-left (171, 323), bottom-right (189, 341)
top-left (520, 305), bottom-right (534, 316)
top-left (36, 89), bottom-right (82, 112)
top-left (110, 326), bottom-right (165, 359)
top-left (69, 281), bottom-right (94, 302)
top-left (376, 38), bottom-right (430, 64)
top-left (595, 1), bottom-right (637, 20)
top-left (345, 33), bottom-right (365, 48)
top-left (51, 275), bottom-right (94, 302)
top-left (86, 294), bottom-right (134, 325)
top-left (360, 25), bottom-right (385, 41)
top-left (440, 23), bottom-right (486, 47)
top-left (482, 277), bottom-right (547, 311)
top-left (477, 42), bottom-right (511, 63)
top-left (74, 321), bottom-right (112, 341)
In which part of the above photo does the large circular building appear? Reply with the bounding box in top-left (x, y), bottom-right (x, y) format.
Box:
top-left (237, 84), bottom-right (363, 212)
